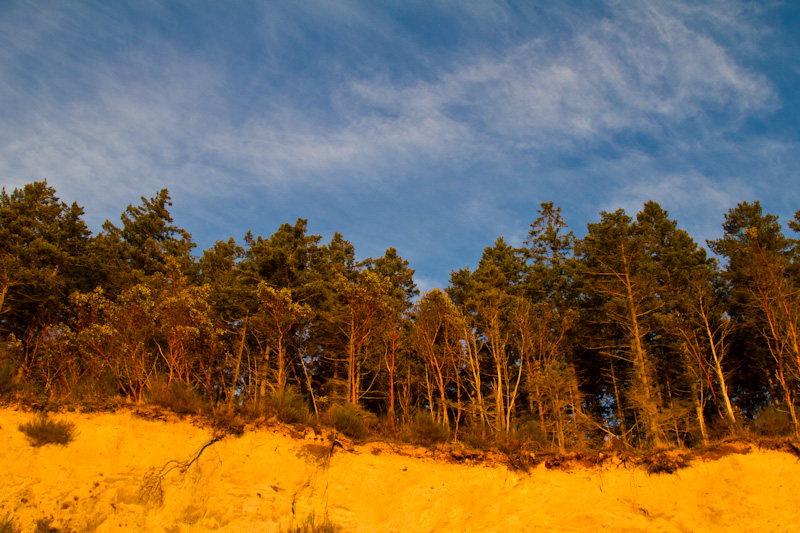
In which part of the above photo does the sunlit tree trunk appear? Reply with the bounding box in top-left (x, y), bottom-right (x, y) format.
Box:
top-left (460, 317), bottom-right (488, 427)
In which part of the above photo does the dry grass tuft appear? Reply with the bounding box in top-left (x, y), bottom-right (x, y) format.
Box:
top-left (18, 415), bottom-right (77, 447)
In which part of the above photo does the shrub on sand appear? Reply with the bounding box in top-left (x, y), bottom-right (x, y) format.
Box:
top-left (328, 403), bottom-right (370, 440)
top-left (18, 415), bottom-right (77, 447)
top-left (147, 378), bottom-right (203, 415)
top-left (270, 387), bottom-right (312, 425)
top-left (403, 411), bottom-right (449, 446)
top-left (209, 405), bottom-right (246, 437)
top-left (752, 405), bottom-right (795, 438)
top-left (460, 424), bottom-right (493, 450)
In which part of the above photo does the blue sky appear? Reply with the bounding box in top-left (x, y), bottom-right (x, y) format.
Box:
top-left (2, 1), bottom-right (798, 292)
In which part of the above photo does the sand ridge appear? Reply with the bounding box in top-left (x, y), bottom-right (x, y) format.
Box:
top-left (1, 407), bottom-right (798, 532)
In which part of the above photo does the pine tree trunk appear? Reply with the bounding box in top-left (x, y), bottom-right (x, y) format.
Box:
top-left (610, 361), bottom-right (628, 446)
top-left (625, 267), bottom-right (664, 448)
top-left (703, 315), bottom-right (737, 428)
top-left (229, 317), bottom-right (247, 406)
top-left (693, 386), bottom-right (709, 446)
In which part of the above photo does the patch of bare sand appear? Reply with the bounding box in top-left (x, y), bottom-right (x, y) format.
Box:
top-left (1, 407), bottom-right (798, 532)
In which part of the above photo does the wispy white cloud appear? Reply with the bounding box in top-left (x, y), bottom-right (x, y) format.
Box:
top-left (0, 45), bottom-right (226, 219)
top-left (225, 0), bottom-right (778, 183)
top-left (0, 0), bottom-right (796, 288)
top-left (1, 1), bottom-right (777, 191)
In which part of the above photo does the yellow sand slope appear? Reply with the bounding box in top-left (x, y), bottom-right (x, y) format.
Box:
top-left (1, 408), bottom-right (798, 532)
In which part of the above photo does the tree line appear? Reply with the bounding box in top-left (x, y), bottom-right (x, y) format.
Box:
top-left (2, 180), bottom-right (799, 449)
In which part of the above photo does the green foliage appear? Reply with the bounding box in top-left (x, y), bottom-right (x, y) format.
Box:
top-left (328, 403), bottom-right (370, 440)
top-left (752, 405), bottom-right (795, 437)
top-left (270, 387), bottom-right (311, 425)
top-left (512, 417), bottom-right (549, 447)
top-left (576, 201), bottom-right (712, 448)
top-left (0, 182), bottom-right (94, 372)
top-left (707, 201), bottom-right (797, 415)
top-left (147, 378), bottom-right (204, 415)
top-left (18, 415), bottom-right (77, 447)
top-left (360, 246), bottom-right (419, 307)
top-left (68, 371), bottom-right (120, 410)
top-left (402, 411), bottom-right (450, 446)
top-left (99, 188), bottom-right (195, 280)
top-left (460, 424), bottom-right (493, 450)
top-left (5, 180), bottom-right (800, 456)
top-left (198, 237), bottom-right (249, 322)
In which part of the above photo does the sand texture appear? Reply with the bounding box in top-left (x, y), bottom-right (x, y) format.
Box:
top-left (1, 408), bottom-right (798, 532)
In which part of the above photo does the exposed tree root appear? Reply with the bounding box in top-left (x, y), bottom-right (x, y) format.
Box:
top-left (139, 436), bottom-right (222, 505)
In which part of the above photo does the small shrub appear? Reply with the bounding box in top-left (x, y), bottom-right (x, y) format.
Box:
top-left (513, 417), bottom-right (549, 448)
top-left (495, 432), bottom-right (526, 457)
top-left (406, 411), bottom-right (449, 446)
top-left (148, 378), bottom-right (203, 415)
top-left (210, 406), bottom-right (245, 436)
top-left (0, 513), bottom-right (19, 533)
top-left (270, 387), bottom-right (312, 425)
top-left (69, 371), bottom-right (119, 410)
top-left (0, 360), bottom-right (16, 396)
top-left (239, 398), bottom-right (272, 421)
top-left (460, 424), bottom-right (493, 450)
top-left (13, 382), bottom-right (48, 410)
top-left (19, 415), bottom-right (77, 447)
top-left (752, 405), bottom-right (794, 437)
top-left (329, 403), bottom-right (369, 440)
top-left (706, 416), bottom-right (744, 441)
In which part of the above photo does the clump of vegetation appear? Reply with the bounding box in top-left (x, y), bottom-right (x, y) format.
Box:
top-left (270, 387), bottom-right (312, 425)
top-left (512, 418), bottom-right (549, 449)
top-left (640, 450), bottom-right (690, 475)
top-left (751, 405), bottom-right (794, 438)
top-left (67, 372), bottom-right (120, 411)
top-left (0, 360), bottom-right (16, 396)
top-left (402, 411), bottom-right (449, 447)
top-left (0, 513), bottom-right (20, 533)
top-left (282, 513), bottom-right (343, 533)
top-left (208, 406), bottom-right (246, 436)
top-left (18, 415), bottom-right (77, 447)
top-left (460, 424), bottom-right (493, 450)
top-left (238, 398), bottom-right (270, 421)
top-left (328, 403), bottom-right (370, 440)
top-left (147, 378), bottom-right (203, 415)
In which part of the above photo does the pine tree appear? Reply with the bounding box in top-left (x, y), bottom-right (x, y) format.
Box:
top-left (710, 202), bottom-right (800, 437)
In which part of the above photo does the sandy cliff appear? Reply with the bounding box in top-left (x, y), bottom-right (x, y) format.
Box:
top-left (1, 408), bottom-right (798, 532)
